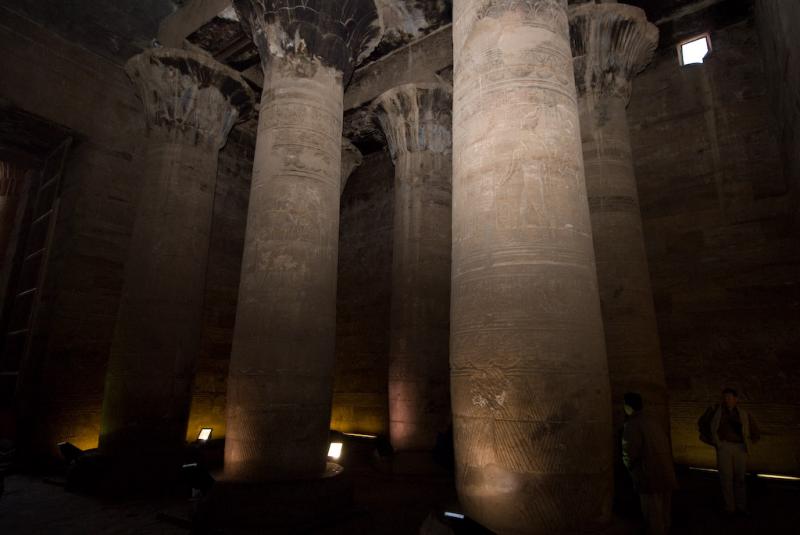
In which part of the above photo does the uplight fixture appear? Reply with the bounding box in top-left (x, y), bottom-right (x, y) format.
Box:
top-left (197, 428), bottom-right (212, 442)
top-left (327, 442), bottom-right (343, 460)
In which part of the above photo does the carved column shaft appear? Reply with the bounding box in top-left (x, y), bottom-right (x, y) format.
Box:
top-left (99, 48), bottom-right (253, 473)
top-left (451, 0), bottom-right (613, 532)
top-left (373, 83), bottom-right (452, 452)
top-left (224, 0), bottom-right (382, 481)
top-left (570, 3), bottom-right (668, 432)
top-left (225, 56), bottom-right (343, 480)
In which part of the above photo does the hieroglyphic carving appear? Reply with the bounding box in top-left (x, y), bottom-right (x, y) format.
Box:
top-left (223, 1), bottom-right (383, 481)
top-left (451, 0), bottom-right (613, 532)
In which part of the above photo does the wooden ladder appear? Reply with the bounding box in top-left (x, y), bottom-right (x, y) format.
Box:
top-left (0, 138), bottom-right (72, 403)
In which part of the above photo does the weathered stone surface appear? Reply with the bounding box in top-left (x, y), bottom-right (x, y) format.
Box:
top-left (232, 0), bottom-right (383, 82)
top-left (224, 0), bottom-right (382, 481)
top-left (570, 1), bottom-right (657, 103)
top-left (124, 47), bottom-right (254, 147)
top-left (341, 137), bottom-right (363, 196)
top-left (570, 3), bottom-right (668, 435)
top-left (345, 24), bottom-right (453, 111)
top-left (372, 83), bottom-right (452, 451)
top-left (99, 48), bottom-right (253, 471)
top-left (451, 0), bottom-right (613, 531)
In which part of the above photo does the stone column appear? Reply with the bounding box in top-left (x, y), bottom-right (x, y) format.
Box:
top-left (225, 0), bottom-right (382, 481)
top-left (341, 138), bottom-right (363, 196)
top-left (570, 3), bottom-right (667, 432)
top-left (99, 48), bottom-right (254, 477)
top-left (372, 83), bottom-right (452, 452)
top-left (451, 1), bottom-right (613, 532)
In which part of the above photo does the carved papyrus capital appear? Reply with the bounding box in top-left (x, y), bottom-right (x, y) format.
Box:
top-left (233, 0), bottom-right (384, 82)
top-left (569, 2), bottom-right (658, 103)
top-left (371, 83), bottom-right (452, 163)
top-left (126, 47), bottom-right (255, 148)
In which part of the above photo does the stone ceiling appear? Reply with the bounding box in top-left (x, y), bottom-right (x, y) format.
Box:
top-left (1, 1), bottom-right (722, 66)
top-left (0, 0), bottom-right (183, 60)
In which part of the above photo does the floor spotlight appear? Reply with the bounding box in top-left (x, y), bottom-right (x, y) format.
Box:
top-left (197, 428), bottom-right (212, 442)
top-left (327, 442), bottom-right (343, 460)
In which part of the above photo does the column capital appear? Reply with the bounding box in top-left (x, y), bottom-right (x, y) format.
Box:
top-left (569, 2), bottom-right (658, 103)
top-left (126, 47), bottom-right (255, 148)
top-left (341, 138), bottom-right (363, 196)
top-left (233, 0), bottom-right (383, 82)
top-left (371, 83), bottom-right (452, 163)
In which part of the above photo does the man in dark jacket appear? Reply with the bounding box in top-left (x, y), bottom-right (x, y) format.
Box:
top-left (698, 388), bottom-right (761, 514)
top-left (622, 392), bottom-right (678, 535)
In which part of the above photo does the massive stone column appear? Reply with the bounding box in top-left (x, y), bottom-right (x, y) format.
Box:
top-left (99, 48), bottom-right (254, 476)
top-left (570, 3), bottom-right (667, 432)
top-left (225, 0), bottom-right (382, 481)
top-left (372, 83), bottom-right (452, 452)
top-left (451, 1), bottom-right (613, 532)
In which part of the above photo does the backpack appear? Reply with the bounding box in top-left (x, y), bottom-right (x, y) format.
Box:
top-left (697, 404), bottom-right (717, 446)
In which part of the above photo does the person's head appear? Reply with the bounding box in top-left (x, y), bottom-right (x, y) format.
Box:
top-left (623, 392), bottom-right (643, 416)
top-left (722, 388), bottom-right (738, 409)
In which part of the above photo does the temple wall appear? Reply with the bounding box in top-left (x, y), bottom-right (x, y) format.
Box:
top-left (628, 16), bottom-right (800, 474)
top-left (0, 6), bottom-right (140, 453)
top-left (755, 0), bottom-right (800, 229)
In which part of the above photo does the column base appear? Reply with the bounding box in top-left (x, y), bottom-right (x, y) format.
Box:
top-left (197, 463), bottom-right (352, 532)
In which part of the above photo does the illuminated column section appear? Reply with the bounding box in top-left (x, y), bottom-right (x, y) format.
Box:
top-left (451, 0), bottom-right (613, 531)
top-left (99, 48), bottom-right (254, 473)
top-left (225, 0), bottom-right (382, 480)
top-left (570, 3), bottom-right (667, 432)
top-left (341, 138), bottom-right (363, 196)
top-left (372, 83), bottom-right (452, 451)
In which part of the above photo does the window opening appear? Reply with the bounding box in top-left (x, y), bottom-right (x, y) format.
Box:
top-left (679, 34), bottom-right (711, 66)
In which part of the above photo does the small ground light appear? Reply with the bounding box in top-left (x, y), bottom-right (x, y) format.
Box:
top-left (197, 428), bottom-right (212, 442)
top-left (444, 511), bottom-right (465, 519)
top-left (757, 473), bottom-right (800, 481)
top-left (328, 442), bottom-right (343, 460)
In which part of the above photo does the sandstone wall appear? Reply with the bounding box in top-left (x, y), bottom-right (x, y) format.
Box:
top-left (755, 0), bottom-right (800, 229)
top-left (628, 17), bottom-right (800, 474)
top-left (0, 6), bottom-right (140, 454)
top-left (331, 150), bottom-right (394, 436)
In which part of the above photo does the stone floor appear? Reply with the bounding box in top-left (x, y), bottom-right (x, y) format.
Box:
top-left (1, 462), bottom-right (798, 534)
